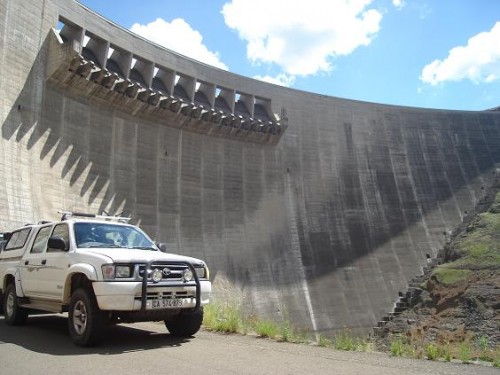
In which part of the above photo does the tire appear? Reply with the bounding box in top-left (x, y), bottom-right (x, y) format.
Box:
top-left (3, 284), bottom-right (28, 325)
top-left (165, 307), bottom-right (203, 337)
top-left (68, 288), bottom-right (107, 347)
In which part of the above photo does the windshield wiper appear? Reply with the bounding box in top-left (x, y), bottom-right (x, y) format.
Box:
top-left (80, 244), bottom-right (122, 248)
top-left (130, 246), bottom-right (157, 251)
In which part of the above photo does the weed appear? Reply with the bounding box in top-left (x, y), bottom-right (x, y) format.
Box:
top-left (426, 343), bottom-right (439, 360)
top-left (254, 320), bottom-right (279, 339)
top-left (458, 342), bottom-right (472, 364)
top-left (477, 335), bottom-right (489, 352)
top-left (278, 321), bottom-right (293, 342)
top-left (442, 343), bottom-right (452, 362)
top-left (333, 330), bottom-right (357, 351)
top-left (390, 337), bottom-right (406, 357)
top-left (317, 335), bottom-right (332, 348)
top-left (203, 300), bottom-right (243, 334)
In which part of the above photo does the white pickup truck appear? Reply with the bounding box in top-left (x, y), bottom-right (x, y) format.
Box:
top-left (0, 212), bottom-right (211, 346)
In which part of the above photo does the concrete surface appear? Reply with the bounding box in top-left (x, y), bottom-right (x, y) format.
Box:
top-left (1, 0), bottom-right (499, 335)
top-left (0, 315), bottom-right (497, 375)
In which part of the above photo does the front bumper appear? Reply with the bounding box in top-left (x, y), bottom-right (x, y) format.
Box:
top-left (93, 279), bottom-right (211, 311)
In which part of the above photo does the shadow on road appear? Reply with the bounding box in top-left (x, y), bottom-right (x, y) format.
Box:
top-left (0, 314), bottom-right (190, 355)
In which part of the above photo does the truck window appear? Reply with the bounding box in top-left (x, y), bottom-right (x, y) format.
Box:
top-left (4, 228), bottom-right (32, 251)
top-left (48, 224), bottom-right (69, 252)
top-left (31, 226), bottom-right (53, 254)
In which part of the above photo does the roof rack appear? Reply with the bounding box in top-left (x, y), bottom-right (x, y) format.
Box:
top-left (59, 211), bottom-right (131, 223)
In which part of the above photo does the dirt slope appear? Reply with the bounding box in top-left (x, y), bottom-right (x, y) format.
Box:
top-left (373, 186), bottom-right (500, 363)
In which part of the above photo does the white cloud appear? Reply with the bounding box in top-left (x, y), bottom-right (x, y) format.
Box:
top-left (421, 22), bottom-right (500, 85)
top-left (130, 18), bottom-right (228, 70)
top-left (253, 73), bottom-right (296, 87)
top-left (392, 0), bottom-right (405, 9)
top-left (222, 0), bottom-right (382, 76)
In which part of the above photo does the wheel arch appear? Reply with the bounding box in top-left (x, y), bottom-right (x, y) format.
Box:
top-left (63, 264), bottom-right (99, 304)
top-left (2, 271), bottom-right (23, 297)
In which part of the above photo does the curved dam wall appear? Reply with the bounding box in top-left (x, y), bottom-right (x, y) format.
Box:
top-left (1, 0), bottom-right (500, 335)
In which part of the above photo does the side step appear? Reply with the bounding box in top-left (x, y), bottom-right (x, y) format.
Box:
top-left (19, 298), bottom-right (65, 313)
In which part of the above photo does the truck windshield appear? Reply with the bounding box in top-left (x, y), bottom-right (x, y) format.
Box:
top-left (74, 223), bottom-right (156, 249)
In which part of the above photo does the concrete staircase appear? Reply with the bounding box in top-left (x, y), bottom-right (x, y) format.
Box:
top-left (372, 254), bottom-right (444, 337)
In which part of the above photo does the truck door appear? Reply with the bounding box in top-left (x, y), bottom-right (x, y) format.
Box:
top-left (19, 225), bottom-right (53, 297)
top-left (19, 223), bottom-right (70, 300)
top-left (40, 223), bottom-right (71, 300)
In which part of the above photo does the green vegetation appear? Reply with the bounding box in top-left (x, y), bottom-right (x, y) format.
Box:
top-left (429, 194), bottom-right (500, 283)
top-left (430, 267), bottom-right (471, 285)
top-left (203, 298), bottom-right (308, 343)
top-left (333, 329), bottom-right (369, 351)
top-left (202, 192), bottom-right (500, 366)
top-left (389, 336), bottom-right (406, 357)
top-left (317, 335), bottom-right (332, 348)
top-left (458, 342), bottom-right (472, 364)
top-left (253, 319), bottom-right (279, 338)
top-left (426, 343), bottom-right (439, 360)
top-left (203, 297), bottom-right (372, 349)
top-left (385, 336), bottom-right (499, 364)
top-left (203, 299), bottom-right (244, 334)
top-left (451, 197), bottom-right (500, 268)
top-left (203, 297), bottom-right (499, 365)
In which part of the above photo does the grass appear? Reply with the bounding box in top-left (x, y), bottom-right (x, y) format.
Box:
top-left (203, 298), bottom-right (309, 343)
top-left (253, 319), bottom-right (279, 338)
top-left (203, 299), bottom-right (244, 334)
top-left (203, 297), bottom-right (371, 350)
top-left (431, 267), bottom-right (471, 285)
top-left (384, 334), bottom-right (500, 365)
top-left (333, 329), bottom-right (368, 351)
top-left (451, 204), bottom-right (500, 269)
top-left (458, 342), bottom-right (472, 363)
top-left (426, 343), bottom-right (439, 360)
top-left (203, 297), bottom-right (499, 366)
top-left (389, 336), bottom-right (406, 357)
top-left (201, 192), bottom-right (500, 366)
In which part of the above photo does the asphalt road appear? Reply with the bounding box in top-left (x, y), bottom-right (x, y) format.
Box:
top-left (0, 314), bottom-right (497, 375)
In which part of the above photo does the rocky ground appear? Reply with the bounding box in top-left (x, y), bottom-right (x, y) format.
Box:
top-left (372, 184), bottom-right (500, 363)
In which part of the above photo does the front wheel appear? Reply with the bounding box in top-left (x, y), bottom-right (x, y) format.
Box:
top-left (164, 307), bottom-right (203, 337)
top-left (3, 284), bottom-right (28, 325)
top-left (68, 288), bottom-right (107, 347)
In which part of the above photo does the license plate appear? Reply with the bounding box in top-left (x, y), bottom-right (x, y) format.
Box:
top-left (150, 299), bottom-right (183, 309)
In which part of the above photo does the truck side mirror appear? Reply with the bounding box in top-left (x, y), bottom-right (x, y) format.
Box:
top-left (48, 236), bottom-right (69, 251)
top-left (156, 242), bottom-right (167, 252)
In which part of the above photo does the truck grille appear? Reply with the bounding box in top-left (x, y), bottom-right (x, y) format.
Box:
top-left (137, 263), bottom-right (187, 281)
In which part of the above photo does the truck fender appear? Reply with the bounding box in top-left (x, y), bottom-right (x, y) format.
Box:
top-left (63, 263), bottom-right (99, 303)
top-left (2, 268), bottom-right (25, 297)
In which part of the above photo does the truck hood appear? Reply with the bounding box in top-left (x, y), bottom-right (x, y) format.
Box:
top-left (81, 248), bottom-right (205, 266)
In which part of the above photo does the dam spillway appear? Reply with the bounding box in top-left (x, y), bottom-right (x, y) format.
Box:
top-left (1, 0), bottom-right (499, 335)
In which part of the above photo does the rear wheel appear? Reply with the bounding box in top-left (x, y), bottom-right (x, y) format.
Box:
top-left (68, 288), bottom-right (107, 347)
top-left (3, 284), bottom-right (28, 325)
top-left (165, 307), bottom-right (203, 337)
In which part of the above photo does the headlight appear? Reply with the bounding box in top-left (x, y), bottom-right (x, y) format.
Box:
top-left (101, 264), bottom-right (132, 279)
top-left (116, 265), bottom-right (131, 278)
top-left (195, 265), bottom-right (209, 279)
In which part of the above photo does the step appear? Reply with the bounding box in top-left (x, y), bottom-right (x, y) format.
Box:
top-left (395, 302), bottom-right (408, 309)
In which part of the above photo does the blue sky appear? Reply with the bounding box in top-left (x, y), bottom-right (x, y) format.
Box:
top-left (78, 0), bottom-right (499, 111)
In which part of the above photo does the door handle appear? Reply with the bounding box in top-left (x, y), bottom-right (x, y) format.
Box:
top-left (24, 260), bottom-right (29, 265)
top-left (41, 259), bottom-right (47, 265)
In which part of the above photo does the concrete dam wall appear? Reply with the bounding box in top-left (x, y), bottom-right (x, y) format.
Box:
top-left (1, 0), bottom-right (499, 335)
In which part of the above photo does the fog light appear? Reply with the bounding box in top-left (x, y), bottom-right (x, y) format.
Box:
top-left (183, 268), bottom-right (193, 282)
top-left (152, 268), bottom-right (163, 283)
